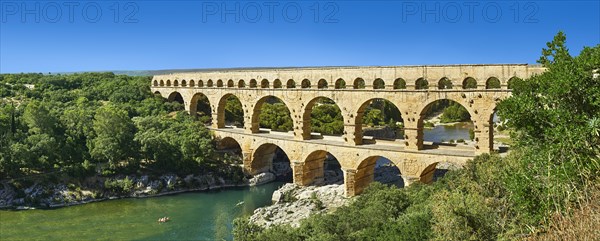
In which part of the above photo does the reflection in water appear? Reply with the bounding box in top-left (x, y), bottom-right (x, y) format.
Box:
top-left (424, 123), bottom-right (472, 143)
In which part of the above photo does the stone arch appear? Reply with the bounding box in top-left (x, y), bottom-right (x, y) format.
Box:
top-left (355, 98), bottom-right (403, 144)
top-left (251, 95), bottom-right (294, 133)
top-left (159, 80), bottom-right (164, 87)
top-left (190, 92), bottom-right (212, 124)
top-left (302, 96), bottom-right (344, 139)
top-left (250, 143), bottom-right (291, 179)
top-left (181, 80), bottom-right (187, 87)
top-left (394, 78), bottom-right (406, 89)
top-left (166, 80), bottom-right (172, 87)
top-left (415, 78), bottom-right (428, 89)
top-left (301, 79), bottom-right (311, 88)
top-left (486, 77), bottom-right (501, 89)
top-left (250, 79), bottom-right (257, 88)
top-left (189, 79), bottom-right (195, 87)
top-left (417, 98), bottom-right (476, 149)
top-left (462, 77), bottom-right (477, 89)
top-left (216, 136), bottom-right (242, 157)
top-left (419, 162), bottom-right (438, 184)
top-left (153, 91), bottom-right (161, 95)
top-left (217, 79), bottom-right (224, 87)
top-left (227, 79), bottom-right (234, 88)
top-left (217, 93), bottom-right (244, 128)
top-left (198, 80), bottom-right (204, 87)
top-left (238, 79), bottom-right (245, 88)
top-left (507, 76), bottom-right (521, 89)
top-left (261, 79), bottom-right (269, 88)
top-left (273, 79), bottom-right (282, 88)
top-left (207, 79), bottom-right (214, 87)
top-left (351, 155), bottom-right (402, 196)
top-left (373, 78), bottom-right (385, 89)
top-left (353, 78), bottom-right (365, 89)
top-left (167, 91), bottom-right (184, 104)
top-left (299, 150), bottom-right (344, 186)
top-left (438, 77), bottom-right (453, 89)
top-left (153, 80), bottom-right (158, 86)
top-left (174, 80), bottom-right (179, 87)
top-left (318, 79), bottom-right (328, 89)
top-left (287, 79), bottom-right (296, 88)
top-left (335, 78), bottom-right (346, 89)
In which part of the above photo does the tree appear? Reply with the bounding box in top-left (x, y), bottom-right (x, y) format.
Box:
top-left (89, 104), bottom-right (136, 166)
top-left (498, 32), bottom-right (600, 225)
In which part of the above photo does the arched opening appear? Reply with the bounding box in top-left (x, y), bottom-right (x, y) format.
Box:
top-left (174, 80), bottom-right (179, 87)
top-left (301, 79), bottom-right (311, 88)
top-left (394, 78), bottom-right (406, 89)
top-left (438, 77), bottom-right (453, 89)
top-left (207, 79), bottom-right (213, 87)
top-left (301, 151), bottom-right (344, 186)
top-left (353, 78), bottom-right (365, 89)
top-left (273, 79), bottom-right (282, 88)
top-left (253, 96), bottom-right (293, 133)
top-left (335, 78), bottom-right (346, 89)
top-left (238, 79), bottom-right (245, 88)
top-left (462, 77), bottom-right (477, 89)
top-left (249, 79), bottom-right (257, 88)
top-left (190, 93), bottom-right (212, 124)
top-left (153, 80), bottom-right (158, 86)
top-left (217, 79), bottom-right (223, 87)
top-left (160, 80), bottom-right (164, 86)
top-left (419, 99), bottom-right (474, 149)
top-left (189, 80), bottom-right (195, 87)
top-left (166, 91), bottom-right (185, 111)
top-left (491, 108), bottom-right (508, 152)
top-left (318, 79), bottom-right (328, 89)
top-left (415, 78), bottom-right (428, 89)
top-left (486, 77), bottom-right (501, 89)
top-left (261, 79), bottom-right (269, 88)
top-left (166, 80), bottom-right (172, 87)
top-left (507, 76), bottom-right (522, 89)
top-left (286, 79), bottom-right (296, 88)
top-left (373, 78), bottom-right (385, 89)
top-left (217, 94), bottom-right (244, 128)
top-left (356, 98), bottom-right (404, 144)
top-left (216, 137), bottom-right (243, 169)
top-left (227, 79), bottom-right (234, 88)
top-left (181, 80), bottom-right (187, 87)
top-left (303, 97), bottom-right (344, 139)
top-left (198, 80), bottom-right (204, 87)
top-left (251, 143), bottom-right (292, 182)
top-left (353, 156), bottom-right (403, 195)
top-left (153, 91), bottom-right (161, 95)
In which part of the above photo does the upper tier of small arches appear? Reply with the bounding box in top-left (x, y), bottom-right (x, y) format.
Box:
top-left (152, 76), bottom-right (523, 90)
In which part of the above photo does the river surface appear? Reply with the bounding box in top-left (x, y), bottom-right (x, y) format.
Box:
top-left (423, 122), bottom-right (472, 143)
top-left (0, 125), bottom-right (473, 240)
top-left (0, 182), bottom-right (284, 241)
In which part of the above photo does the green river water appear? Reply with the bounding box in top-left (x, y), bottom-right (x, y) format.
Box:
top-left (0, 182), bottom-right (284, 241)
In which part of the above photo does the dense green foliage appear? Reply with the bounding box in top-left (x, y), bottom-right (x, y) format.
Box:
top-left (0, 72), bottom-right (217, 179)
top-left (439, 102), bottom-right (471, 123)
top-left (234, 32), bottom-right (600, 240)
top-left (310, 103), bottom-right (344, 135)
top-left (259, 102), bottom-right (293, 132)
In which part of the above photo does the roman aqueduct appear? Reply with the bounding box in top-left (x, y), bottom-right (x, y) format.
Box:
top-left (151, 64), bottom-right (545, 196)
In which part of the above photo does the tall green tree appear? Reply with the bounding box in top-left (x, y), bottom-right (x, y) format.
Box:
top-left (89, 104), bottom-right (136, 166)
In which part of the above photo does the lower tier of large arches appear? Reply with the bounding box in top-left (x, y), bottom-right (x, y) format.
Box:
top-left (213, 128), bottom-right (473, 197)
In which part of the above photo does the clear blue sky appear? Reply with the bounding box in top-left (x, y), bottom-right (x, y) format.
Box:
top-left (1, 0), bottom-right (598, 73)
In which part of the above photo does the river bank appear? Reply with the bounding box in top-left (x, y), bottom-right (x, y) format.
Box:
top-left (0, 172), bottom-right (252, 210)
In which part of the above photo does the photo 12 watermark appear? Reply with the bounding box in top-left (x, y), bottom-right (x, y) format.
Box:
top-left (201, 1), bottom-right (339, 23)
top-left (1, 1), bottom-right (139, 23)
top-left (400, 1), bottom-right (539, 23)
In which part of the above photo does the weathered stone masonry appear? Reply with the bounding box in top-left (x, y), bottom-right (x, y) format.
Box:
top-left (151, 64), bottom-right (545, 196)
